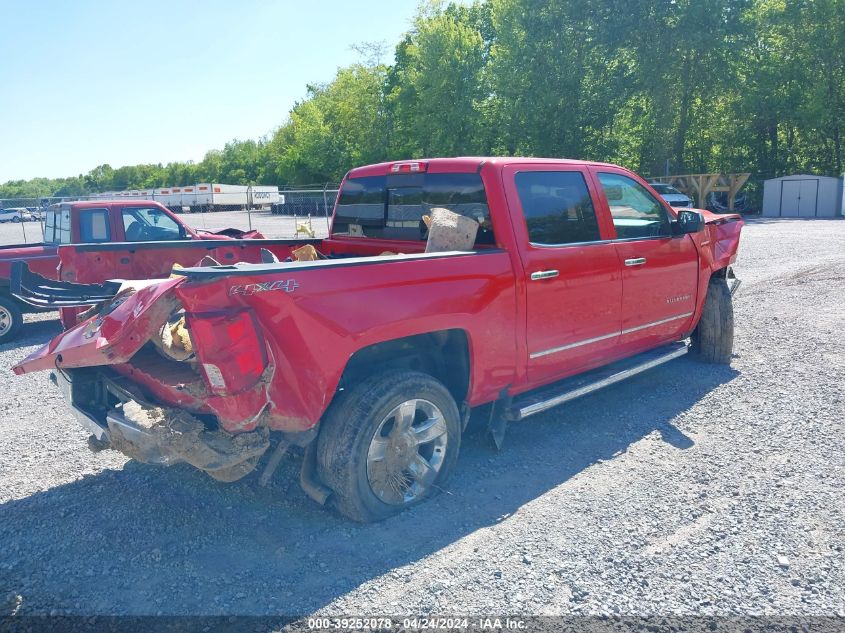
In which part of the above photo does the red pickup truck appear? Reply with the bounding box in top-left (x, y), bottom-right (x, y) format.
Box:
top-left (13, 158), bottom-right (742, 522)
top-left (0, 200), bottom-right (262, 342)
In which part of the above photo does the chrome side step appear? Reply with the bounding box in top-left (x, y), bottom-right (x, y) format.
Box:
top-left (510, 342), bottom-right (689, 421)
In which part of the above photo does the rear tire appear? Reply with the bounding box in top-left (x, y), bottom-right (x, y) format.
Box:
top-left (0, 295), bottom-right (23, 344)
top-left (317, 370), bottom-right (461, 523)
top-left (692, 277), bottom-right (734, 364)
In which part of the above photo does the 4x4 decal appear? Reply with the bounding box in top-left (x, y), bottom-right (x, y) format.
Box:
top-left (229, 279), bottom-right (299, 297)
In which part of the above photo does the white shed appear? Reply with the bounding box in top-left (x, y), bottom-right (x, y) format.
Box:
top-left (762, 175), bottom-right (843, 217)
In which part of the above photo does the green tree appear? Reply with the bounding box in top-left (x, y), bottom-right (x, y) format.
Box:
top-left (388, 1), bottom-right (489, 156)
top-left (265, 63), bottom-right (391, 183)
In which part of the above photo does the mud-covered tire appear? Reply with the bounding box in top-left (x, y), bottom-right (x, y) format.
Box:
top-left (0, 295), bottom-right (23, 344)
top-left (692, 277), bottom-right (734, 364)
top-left (317, 370), bottom-right (461, 523)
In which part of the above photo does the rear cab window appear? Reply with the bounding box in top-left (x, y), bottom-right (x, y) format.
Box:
top-left (332, 172), bottom-right (495, 246)
top-left (44, 205), bottom-right (72, 244)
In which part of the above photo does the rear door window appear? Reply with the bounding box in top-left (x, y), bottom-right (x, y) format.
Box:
top-left (514, 171), bottom-right (601, 245)
top-left (78, 209), bottom-right (111, 242)
top-left (333, 173), bottom-right (494, 244)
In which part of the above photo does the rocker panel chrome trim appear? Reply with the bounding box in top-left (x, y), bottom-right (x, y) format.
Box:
top-left (530, 312), bottom-right (694, 360)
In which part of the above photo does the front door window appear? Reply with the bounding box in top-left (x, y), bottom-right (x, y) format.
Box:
top-left (597, 172), bottom-right (671, 239)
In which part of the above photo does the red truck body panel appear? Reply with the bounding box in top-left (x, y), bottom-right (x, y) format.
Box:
top-left (0, 200), bottom-right (266, 338)
top-left (0, 243), bottom-right (60, 281)
top-left (14, 158), bottom-right (743, 437)
top-left (0, 200), bottom-right (263, 288)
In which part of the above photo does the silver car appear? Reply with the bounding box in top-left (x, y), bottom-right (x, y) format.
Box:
top-left (648, 183), bottom-right (693, 209)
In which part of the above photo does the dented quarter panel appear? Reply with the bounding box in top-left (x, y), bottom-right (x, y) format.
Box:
top-left (171, 250), bottom-right (519, 432)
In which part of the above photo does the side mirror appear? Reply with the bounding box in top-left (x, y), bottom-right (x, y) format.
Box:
top-left (674, 209), bottom-right (704, 235)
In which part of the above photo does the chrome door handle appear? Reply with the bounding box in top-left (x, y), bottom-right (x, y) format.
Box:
top-left (624, 258), bottom-right (647, 267)
top-left (530, 270), bottom-right (560, 281)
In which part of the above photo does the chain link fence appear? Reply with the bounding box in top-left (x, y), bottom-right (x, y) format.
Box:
top-left (0, 199), bottom-right (46, 245)
top-left (0, 187), bottom-right (340, 246)
top-left (271, 187), bottom-right (340, 217)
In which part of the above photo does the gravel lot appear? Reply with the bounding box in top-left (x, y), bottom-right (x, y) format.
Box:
top-left (0, 217), bottom-right (843, 619)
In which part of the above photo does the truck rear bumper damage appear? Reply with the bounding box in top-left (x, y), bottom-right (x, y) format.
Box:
top-left (52, 369), bottom-right (270, 482)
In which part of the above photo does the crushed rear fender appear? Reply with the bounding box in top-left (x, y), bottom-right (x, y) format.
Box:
top-left (13, 276), bottom-right (186, 375)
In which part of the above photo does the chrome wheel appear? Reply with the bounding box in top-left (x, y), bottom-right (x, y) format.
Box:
top-left (0, 305), bottom-right (11, 336)
top-left (366, 398), bottom-right (448, 505)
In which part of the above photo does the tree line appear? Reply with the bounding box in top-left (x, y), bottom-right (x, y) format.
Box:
top-left (3, 0), bottom-right (843, 204)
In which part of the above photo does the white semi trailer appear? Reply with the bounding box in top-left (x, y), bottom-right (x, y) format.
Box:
top-left (91, 184), bottom-right (280, 213)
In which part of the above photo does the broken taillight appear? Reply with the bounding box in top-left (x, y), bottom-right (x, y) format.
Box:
top-left (186, 310), bottom-right (267, 396)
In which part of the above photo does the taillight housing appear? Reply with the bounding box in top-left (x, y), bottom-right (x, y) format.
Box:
top-left (187, 310), bottom-right (267, 396)
top-left (390, 161), bottom-right (427, 173)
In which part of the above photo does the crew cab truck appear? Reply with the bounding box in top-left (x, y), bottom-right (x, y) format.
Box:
top-left (12, 158), bottom-right (743, 522)
top-left (0, 200), bottom-right (263, 343)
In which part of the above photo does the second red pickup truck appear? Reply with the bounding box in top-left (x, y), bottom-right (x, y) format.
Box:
top-left (0, 200), bottom-right (262, 342)
top-left (13, 158), bottom-right (742, 522)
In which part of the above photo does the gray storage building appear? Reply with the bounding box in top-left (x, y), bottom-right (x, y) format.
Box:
top-left (762, 174), bottom-right (843, 217)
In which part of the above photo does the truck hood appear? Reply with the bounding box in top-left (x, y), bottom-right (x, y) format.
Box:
top-left (698, 209), bottom-right (741, 224)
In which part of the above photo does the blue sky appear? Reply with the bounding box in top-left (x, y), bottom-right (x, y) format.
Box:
top-left (0, 0), bottom-right (420, 181)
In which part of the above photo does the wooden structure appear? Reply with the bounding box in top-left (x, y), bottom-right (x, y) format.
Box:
top-left (650, 173), bottom-right (751, 210)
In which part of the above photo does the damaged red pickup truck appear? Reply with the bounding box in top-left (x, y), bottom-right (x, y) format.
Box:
top-left (0, 199), bottom-right (262, 342)
top-left (13, 158), bottom-right (743, 522)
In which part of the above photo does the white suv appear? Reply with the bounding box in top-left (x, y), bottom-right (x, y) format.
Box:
top-left (0, 208), bottom-right (36, 223)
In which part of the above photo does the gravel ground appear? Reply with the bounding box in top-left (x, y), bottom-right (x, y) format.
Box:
top-left (0, 217), bottom-right (843, 619)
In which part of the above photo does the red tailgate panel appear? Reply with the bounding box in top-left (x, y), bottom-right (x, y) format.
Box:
top-left (13, 277), bottom-right (185, 375)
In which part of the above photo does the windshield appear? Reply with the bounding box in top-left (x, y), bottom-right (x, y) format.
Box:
top-left (121, 206), bottom-right (185, 241)
top-left (332, 172), bottom-right (494, 245)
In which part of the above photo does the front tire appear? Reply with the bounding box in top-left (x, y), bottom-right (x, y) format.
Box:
top-left (691, 277), bottom-right (734, 364)
top-left (0, 295), bottom-right (23, 344)
top-left (317, 370), bottom-right (461, 522)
